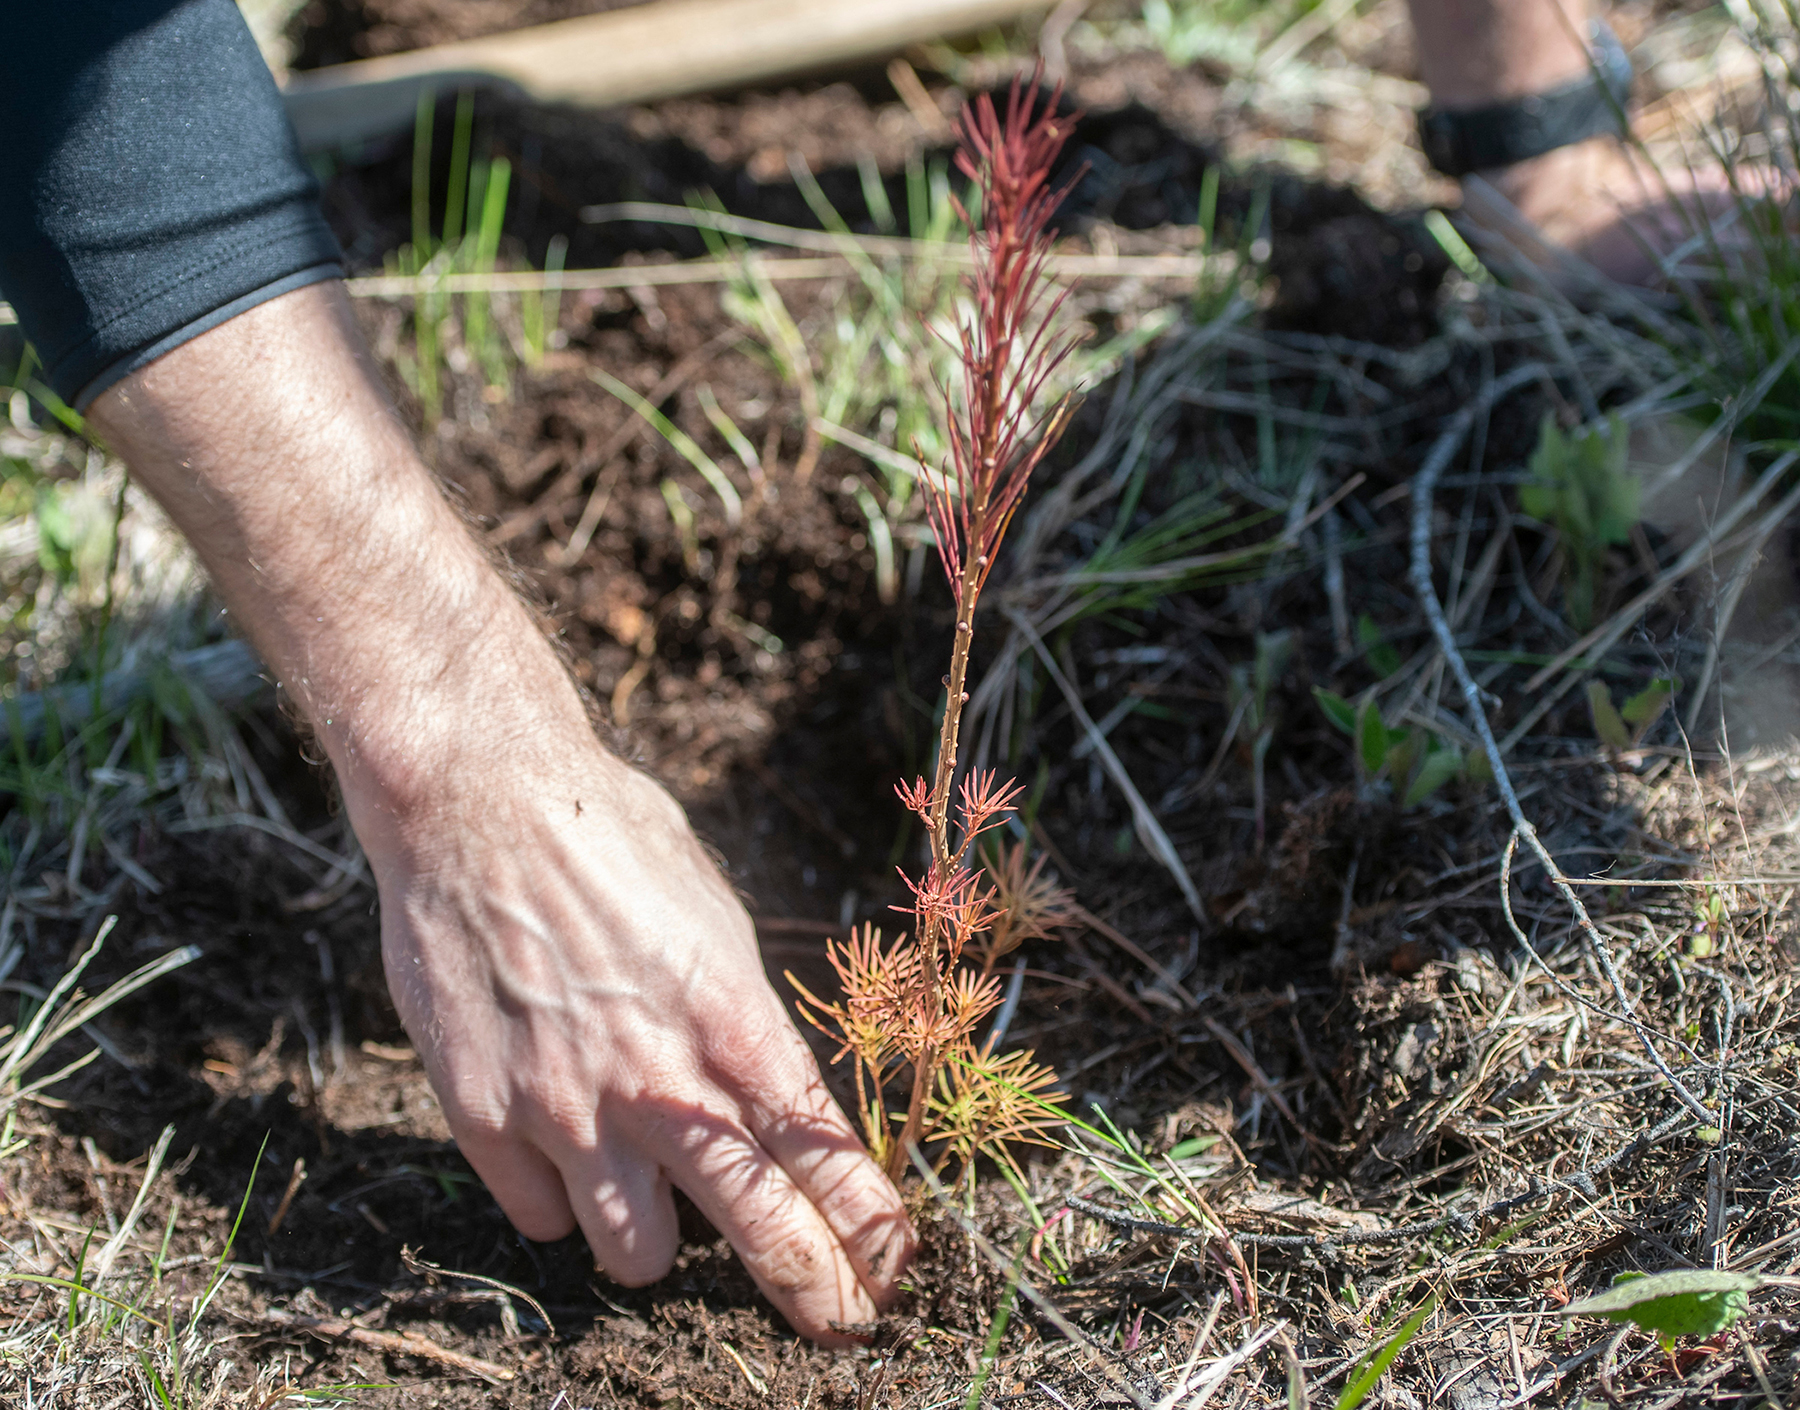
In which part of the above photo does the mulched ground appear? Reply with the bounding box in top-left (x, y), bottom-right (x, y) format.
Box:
top-left (2, 4), bottom-right (1797, 1406)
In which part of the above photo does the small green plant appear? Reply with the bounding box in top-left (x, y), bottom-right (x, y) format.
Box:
top-left (1586, 675), bottom-right (1680, 749)
top-left (790, 76), bottom-right (1080, 1187)
top-left (1519, 412), bottom-right (1638, 632)
top-left (1356, 614), bottom-right (1401, 679)
top-left (1314, 689), bottom-right (1490, 807)
top-left (1141, 0), bottom-right (1264, 71)
top-left (1562, 1269), bottom-right (1759, 1349)
top-left (1689, 885), bottom-right (1729, 959)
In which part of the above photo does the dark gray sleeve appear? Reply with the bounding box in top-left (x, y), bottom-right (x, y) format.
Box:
top-left (0, 0), bottom-right (345, 409)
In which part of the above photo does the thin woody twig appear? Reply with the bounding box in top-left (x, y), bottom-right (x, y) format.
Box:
top-left (1495, 834), bottom-right (1703, 1060)
top-left (1406, 365), bottom-right (1719, 1126)
top-left (258, 1307), bottom-right (513, 1383)
top-left (400, 1248), bottom-right (555, 1337)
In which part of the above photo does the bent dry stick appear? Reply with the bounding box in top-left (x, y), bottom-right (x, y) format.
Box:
top-left (1405, 365), bottom-right (1717, 1126)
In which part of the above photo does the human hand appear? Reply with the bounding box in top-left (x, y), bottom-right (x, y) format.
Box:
top-left (359, 746), bottom-right (916, 1343)
top-left (83, 281), bottom-right (910, 1342)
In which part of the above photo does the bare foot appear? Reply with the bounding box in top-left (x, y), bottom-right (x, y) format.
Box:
top-left (1462, 135), bottom-right (1777, 288)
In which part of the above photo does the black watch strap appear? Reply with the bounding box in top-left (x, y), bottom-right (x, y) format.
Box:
top-left (1418, 22), bottom-right (1634, 178)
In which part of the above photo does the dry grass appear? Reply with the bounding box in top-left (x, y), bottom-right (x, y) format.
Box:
top-left (960, 749), bottom-right (1800, 1408)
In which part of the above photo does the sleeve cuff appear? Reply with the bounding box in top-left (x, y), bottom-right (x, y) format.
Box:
top-left (72, 262), bottom-right (344, 411)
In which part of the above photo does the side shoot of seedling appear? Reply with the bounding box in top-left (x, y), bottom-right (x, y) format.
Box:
top-left (789, 74), bottom-right (1083, 1187)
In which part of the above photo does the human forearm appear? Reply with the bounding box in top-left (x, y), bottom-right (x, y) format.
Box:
top-left (87, 282), bottom-right (590, 822)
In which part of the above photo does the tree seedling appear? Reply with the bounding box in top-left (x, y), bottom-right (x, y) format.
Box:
top-left (1587, 675), bottom-right (1680, 750)
top-left (790, 74), bottom-right (1080, 1187)
top-left (1519, 412), bottom-right (1638, 631)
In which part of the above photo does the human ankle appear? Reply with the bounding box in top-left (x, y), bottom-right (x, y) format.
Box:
top-left (1477, 137), bottom-right (1609, 219)
top-left (1410, 0), bottom-right (1595, 110)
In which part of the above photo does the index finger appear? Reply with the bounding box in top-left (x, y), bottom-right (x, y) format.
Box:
top-left (642, 1099), bottom-right (880, 1343)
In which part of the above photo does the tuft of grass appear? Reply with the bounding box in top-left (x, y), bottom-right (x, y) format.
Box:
top-left (0, 917), bottom-right (198, 1132)
top-left (651, 163), bottom-right (1146, 589)
top-left (1583, 5), bottom-right (1800, 474)
top-left (0, 1131), bottom-right (382, 1406)
top-left (387, 89), bottom-right (561, 421)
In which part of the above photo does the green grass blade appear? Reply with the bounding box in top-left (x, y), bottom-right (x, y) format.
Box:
top-left (0, 1272), bottom-right (144, 1322)
top-left (696, 385), bottom-right (761, 476)
top-left (1423, 210), bottom-right (1489, 283)
top-left (846, 480), bottom-right (898, 604)
top-left (858, 151), bottom-right (897, 234)
top-left (468, 156), bottom-right (512, 387)
top-left (965, 1244), bottom-right (1024, 1410)
top-left (139, 1350), bottom-right (177, 1410)
top-left (1336, 1295), bottom-right (1435, 1410)
top-left (442, 89), bottom-right (475, 249)
top-left (68, 1226), bottom-right (95, 1334)
top-left (189, 1132), bottom-right (270, 1331)
top-left (410, 86), bottom-right (435, 258)
top-left (591, 368), bottom-right (743, 524)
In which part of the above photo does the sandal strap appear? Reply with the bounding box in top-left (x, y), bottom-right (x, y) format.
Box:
top-left (1417, 21), bottom-right (1634, 178)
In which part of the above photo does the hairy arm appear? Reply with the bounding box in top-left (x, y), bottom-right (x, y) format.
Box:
top-left (88, 280), bottom-right (914, 1341)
